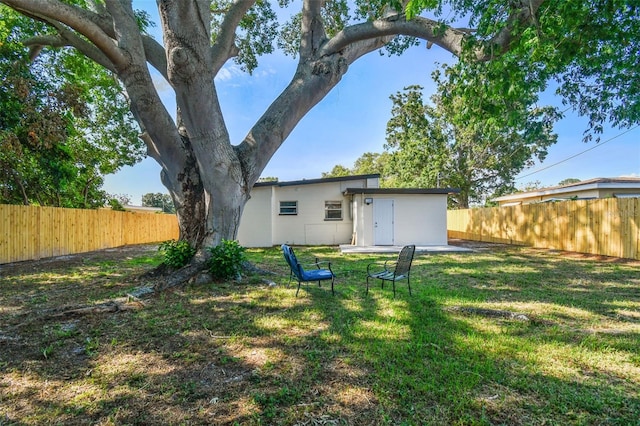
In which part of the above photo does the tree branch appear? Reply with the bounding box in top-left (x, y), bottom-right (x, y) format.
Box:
top-left (320, 0), bottom-right (545, 61)
top-left (479, 0), bottom-right (545, 60)
top-left (320, 14), bottom-right (467, 59)
top-left (211, 0), bottom-right (256, 72)
top-left (142, 35), bottom-right (169, 80)
top-left (26, 22), bottom-right (118, 73)
top-left (299, 0), bottom-right (326, 59)
top-left (1, 0), bottom-right (128, 68)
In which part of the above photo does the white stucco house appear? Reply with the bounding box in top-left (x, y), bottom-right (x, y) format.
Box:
top-left (237, 174), bottom-right (459, 248)
top-left (494, 177), bottom-right (640, 206)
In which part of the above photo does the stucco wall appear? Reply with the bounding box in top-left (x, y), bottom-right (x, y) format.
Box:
top-left (271, 182), bottom-right (353, 246)
top-left (237, 186), bottom-right (273, 247)
top-left (238, 181), bottom-right (356, 247)
top-left (353, 194), bottom-right (448, 246)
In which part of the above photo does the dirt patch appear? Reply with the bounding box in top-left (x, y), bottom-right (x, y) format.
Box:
top-left (0, 244), bottom-right (160, 276)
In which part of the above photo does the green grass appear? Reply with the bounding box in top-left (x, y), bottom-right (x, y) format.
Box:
top-left (0, 243), bottom-right (638, 425)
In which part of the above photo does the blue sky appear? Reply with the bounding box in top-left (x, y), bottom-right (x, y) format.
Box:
top-left (103, 3), bottom-right (640, 204)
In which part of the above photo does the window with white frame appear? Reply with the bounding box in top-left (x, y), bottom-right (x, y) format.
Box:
top-left (279, 201), bottom-right (298, 215)
top-left (324, 201), bottom-right (342, 220)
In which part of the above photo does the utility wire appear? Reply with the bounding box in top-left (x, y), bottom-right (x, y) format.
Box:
top-left (516, 125), bottom-right (639, 180)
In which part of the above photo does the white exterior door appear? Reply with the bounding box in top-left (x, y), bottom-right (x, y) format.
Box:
top-left (373, 199), bottom-right (394, 245)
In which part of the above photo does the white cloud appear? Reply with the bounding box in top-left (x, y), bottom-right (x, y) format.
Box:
top-left (215, 65), bottom-right (246, 82)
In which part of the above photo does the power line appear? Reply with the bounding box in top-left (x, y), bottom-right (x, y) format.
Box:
top-left (516, 125), bottom-right (639, 180)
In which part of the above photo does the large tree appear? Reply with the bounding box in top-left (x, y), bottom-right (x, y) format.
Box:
top-left (384, 80), bottom-right (559, 208)
top-left (2, 0), bottom-right (637, 276)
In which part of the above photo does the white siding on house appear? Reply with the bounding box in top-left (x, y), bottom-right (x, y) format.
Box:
top-left (237, 186), bottom-right (273, 247)
top-left (494, 178), bottom-right (640, 205)
top-left (393, 195), bottom-right (448, 245)
top-left (237, 175), bottom-right (453, 247)
top-left (272, 182), bottom-right (353, 246)
top-left (238, 177), bottom-right (371, 247)
top-left (351, 193), bottom-right (448, 246)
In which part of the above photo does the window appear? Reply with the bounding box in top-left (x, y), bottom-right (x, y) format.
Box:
top-left (325, 201), bottom-right (342, 220)
top-left (279, 201), bottom-right (298, 215)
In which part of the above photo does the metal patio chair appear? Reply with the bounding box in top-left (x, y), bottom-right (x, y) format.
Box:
top-left (281, 244), bottom-right (336, 296)
top-left (366, 245), bottom-right (416, 297)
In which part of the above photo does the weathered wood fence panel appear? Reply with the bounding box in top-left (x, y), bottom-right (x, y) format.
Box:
top-left (0, 205), bottom-right (179, 264)
top-left (447, 198), bottom-right (640, 260)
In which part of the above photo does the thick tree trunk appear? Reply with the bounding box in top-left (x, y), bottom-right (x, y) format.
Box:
top-left (163, 139), bottom-right (250, 251)
top-left (175, 172), bottom-right (248, 250)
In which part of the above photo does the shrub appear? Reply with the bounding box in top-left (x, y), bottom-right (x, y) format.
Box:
top-left (108, 198), bottom-right (125, 211)
top-left (158, 239), bottom-right (196, 269)
top-left (207, 239), bottom-right (246, 280)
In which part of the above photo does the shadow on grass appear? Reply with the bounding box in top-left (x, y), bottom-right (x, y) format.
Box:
top-left (0, 245), bottom-right (638, 424)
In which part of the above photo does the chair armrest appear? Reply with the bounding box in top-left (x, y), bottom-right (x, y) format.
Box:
top-left (304, 260), bottom-right (335, 277)
top-left (383, 260), bottom-right (397, 271)
top-left (367, 262), bottom-right (385, 274)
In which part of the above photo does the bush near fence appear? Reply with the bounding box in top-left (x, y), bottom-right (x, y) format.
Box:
top-left (0, 204), bottom-right (179, 264)
top-left (447, 197), bottom-right (640, 260)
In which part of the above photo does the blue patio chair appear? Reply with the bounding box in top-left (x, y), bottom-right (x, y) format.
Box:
top-left (366, 245), bottom-right (415, 297)
top-left (281, 244), bottom-right (335, 296)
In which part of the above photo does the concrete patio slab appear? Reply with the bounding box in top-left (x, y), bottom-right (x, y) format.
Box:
top-left (339, 244), bottom-right (473, 254)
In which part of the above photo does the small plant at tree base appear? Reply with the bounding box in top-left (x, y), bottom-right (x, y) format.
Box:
top-left (158, 239), bottom-right (196, 269)
top-left (207, 240), bottom-right (246, 281)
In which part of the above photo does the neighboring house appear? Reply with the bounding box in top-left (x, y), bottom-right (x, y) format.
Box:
top-left (494, 177), bottom-right (640, 206)
top-left (237, 174), bottom-right (460, 247)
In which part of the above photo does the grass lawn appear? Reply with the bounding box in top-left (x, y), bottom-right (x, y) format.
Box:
top-left (0, 242), bottom-right (639, 425)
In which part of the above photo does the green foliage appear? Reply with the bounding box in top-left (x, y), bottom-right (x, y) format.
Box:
top-left (158, 240), bottom-right (196, 269)
top-left (207, 239), bottom-right (246, 281)
top-left (558, 178), bottom-right (581, 187)
top-left (403, 0), bottom-right (640, 139)
top-left (0, 6), bottom-right (144, 208)
top-left (322, 152), bottom-right (391, 181)
top-left (383, 79), bottom-right (559, 207)
top-left (108, 198), bottom-right (125, 211)
top-left (141, 192), bottom-right (175, 213)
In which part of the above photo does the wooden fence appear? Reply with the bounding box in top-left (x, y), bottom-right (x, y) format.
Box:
top-left (447, 198), bottom-right (640, 260)
top-left (0, 204), bottom-right (179, 264)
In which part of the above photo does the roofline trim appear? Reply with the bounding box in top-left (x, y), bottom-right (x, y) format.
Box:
top-left (254, 174), bottom-right (381, 188)
top-left (495, 180), bottom-right (640, 201)
top-left (343, 187), bottom-right (460, 195)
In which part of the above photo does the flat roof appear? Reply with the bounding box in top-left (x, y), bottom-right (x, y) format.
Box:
top-left (495, 177), bottom-right (640, 202)
top-left (343, 187), bottom-right (460, 195)
top-left (254, 174), bottom-right (380, 188)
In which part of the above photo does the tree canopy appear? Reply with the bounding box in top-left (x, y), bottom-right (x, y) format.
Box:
top-left (322, 152), bottom-right (391, 180)
top-left (406, 0), bottom-right (639, 140)
top-left (0, 5), bottom-right (145, 207)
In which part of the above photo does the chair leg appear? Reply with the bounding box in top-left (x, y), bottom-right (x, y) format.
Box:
top-left (366, 276), bottom-right (370, 295)
top-left (296, 280), bottom-right (302, 297)
top-left (330, 276), bottom-right (335, 295)
top-left (392, 280), bottom-right (396, 298)
top-left (407, 276), bottom-right (412, 296)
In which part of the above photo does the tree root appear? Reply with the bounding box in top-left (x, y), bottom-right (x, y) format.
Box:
top-left (129, 259), bottom-right (277, 299)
